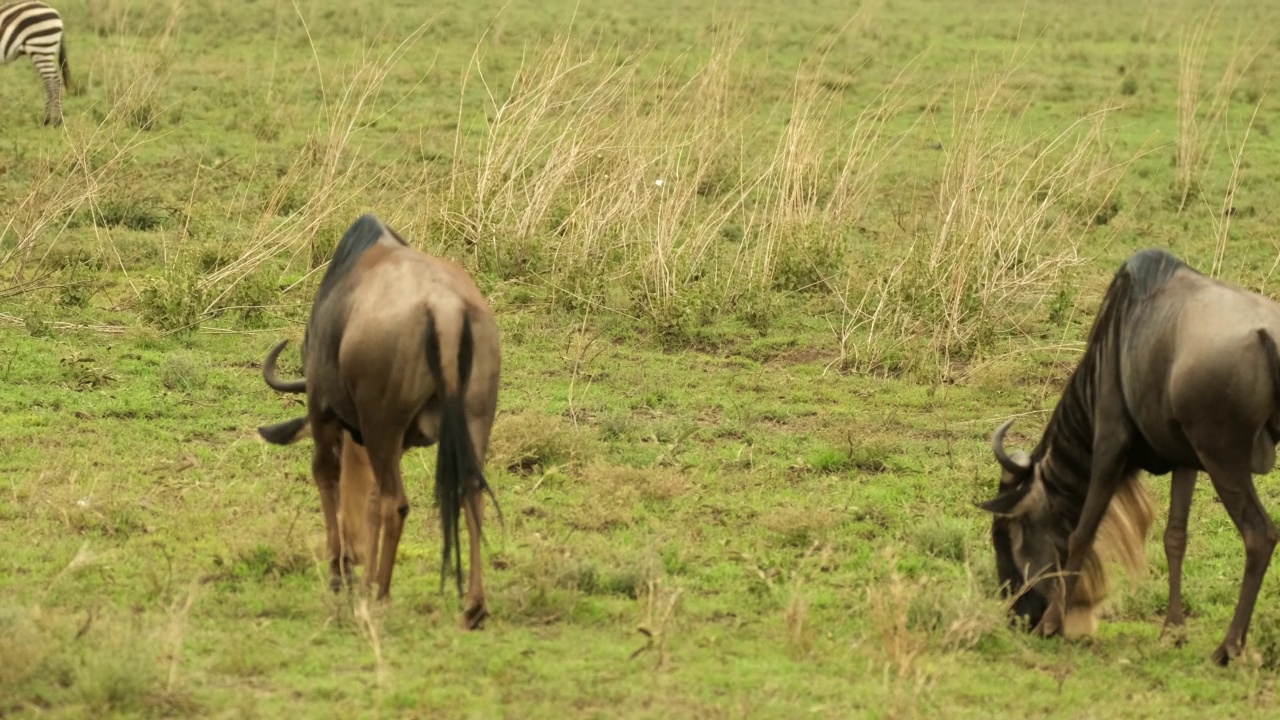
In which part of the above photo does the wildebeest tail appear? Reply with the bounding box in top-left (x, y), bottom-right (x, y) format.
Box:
top-left (1259, 329), bottom-right (1280, 436)
top-left (424, 308), bottom-right (491, 595)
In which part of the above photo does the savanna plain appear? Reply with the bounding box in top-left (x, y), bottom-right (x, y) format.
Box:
top-left (4, 0), bottom-right (1280, 717)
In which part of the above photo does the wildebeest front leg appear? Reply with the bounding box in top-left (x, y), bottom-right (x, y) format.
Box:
top-left (1161, 467), bottom-right (1197, 644)
top-left (1037, 433), bottom-right (1132, 638)
top-left (311, 422), bottom-right (346, 592)
top-left (1203, 461), bottom-right (1278, 665)
top-left (462, 493), bottom-right (489, 629)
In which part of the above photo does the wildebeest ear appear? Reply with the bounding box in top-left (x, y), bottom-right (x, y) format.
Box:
top-left (258, 416), bottom-right (311, 445)
top-left (977, 475), bottom-right (1043, 517)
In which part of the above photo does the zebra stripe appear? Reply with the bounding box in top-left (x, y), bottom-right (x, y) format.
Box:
top-left (1, 0), bottom-right (69, 127)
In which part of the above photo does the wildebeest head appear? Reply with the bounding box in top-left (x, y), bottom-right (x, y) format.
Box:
top-left (979, 418), bottom-right (1154, 638)
top-left (979, 419), bottom-right (1055, 629)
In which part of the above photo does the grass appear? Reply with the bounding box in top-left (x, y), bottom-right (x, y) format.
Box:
top-left (4, 0), bottom-right (1280, 716)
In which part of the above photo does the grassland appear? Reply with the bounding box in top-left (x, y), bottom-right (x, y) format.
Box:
top-left (5, 0), bottom-right (1280, 717)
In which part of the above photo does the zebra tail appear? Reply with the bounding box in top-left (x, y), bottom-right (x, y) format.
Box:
top-left (59, 40), bottom-right (72, 95)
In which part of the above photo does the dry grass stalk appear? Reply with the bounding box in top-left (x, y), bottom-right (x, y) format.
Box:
top-left (1209, 98), bottom-right (1261, 278)
top-left (822, 253), bottom-right (914, 375)
top-left (866, 560), bottom-right (925, 680)
top-left (1175, 6), bottom-right (1259, 212)
top-left (631, 578), bottom-right (683, 671)
top-left (354, 597), bottom-right (390, 689)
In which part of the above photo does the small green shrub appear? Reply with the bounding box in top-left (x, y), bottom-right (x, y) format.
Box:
top-left (139, 263), bottom-right (206, 333)
top-left (772, 231), bottom-right (843, 293)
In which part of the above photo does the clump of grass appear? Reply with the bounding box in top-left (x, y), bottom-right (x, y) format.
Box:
top-left (57, 259), bottom-right (101, 309)
top-left (759, 505), bottom-right (840, 549)
top-left (865, 550), bottom-right (1006, 681)
top-left (0, 603), bottom-right (191, 716)
top-left (488, 412), bottom-right (600, 476)
top-left (580, 462), bottom-right (688, 504)
top-left (910, 517), bottom-right (971, 563)
top-left (159, 352), bottom-right (209, 392)
top-left (61, 351), bottom-right (117, 390)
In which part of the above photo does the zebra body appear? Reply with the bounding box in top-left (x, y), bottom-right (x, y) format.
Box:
top-left (1, 0), bottom-right (70, 126)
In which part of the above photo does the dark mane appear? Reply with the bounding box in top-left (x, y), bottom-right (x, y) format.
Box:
top-left (317, 214), bottom-right (408, 297)
top-left (1030, 249), bottom-right (1189, 538)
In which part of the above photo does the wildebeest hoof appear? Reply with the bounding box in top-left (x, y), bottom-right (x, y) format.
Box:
top-left (1211, 642), bottom-right (1241, 666)
top-left (328, 558), bottom-right (357, 593)
top-left (463, 602), bottom-right (490, 630)
top-left (1159, 621), bottom-right (1189, 648)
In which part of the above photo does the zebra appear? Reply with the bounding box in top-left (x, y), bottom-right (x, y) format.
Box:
top-left (1, 0), bottom-right (71, 126)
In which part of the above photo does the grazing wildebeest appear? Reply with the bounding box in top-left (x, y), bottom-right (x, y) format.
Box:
top-left (979, 248), bottom-right (1280, 665)
top-left (258, 214), bottom-right (500, 629)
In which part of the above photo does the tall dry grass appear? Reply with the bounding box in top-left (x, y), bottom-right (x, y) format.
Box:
top-left (3, 10), bottom-right (1159, 363)
top-left (896, 57), bottom-right (1127, 373)
top-left (435, 27), bottom-right (916, 339)
top-left (199, 18), bottom-right (435, 316)
top-left (1174, 6), bottom-right (1259, 212)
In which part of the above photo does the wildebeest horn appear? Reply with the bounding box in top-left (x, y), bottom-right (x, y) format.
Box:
top-left (992, 419), bottom-right (1030, 475)
top-left (263, 340), bottom-right (307, 394)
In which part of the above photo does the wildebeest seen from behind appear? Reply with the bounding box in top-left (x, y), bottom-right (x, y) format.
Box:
top-left (258, 214), bottom-right (500, 629)
top-left (980, 248), bottom-right (1280, 665)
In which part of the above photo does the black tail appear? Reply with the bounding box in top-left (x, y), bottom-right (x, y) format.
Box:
top-left (424, 312), bottom-right (492, 595)
top-left (59, 40), bottom-right (71, 95)
top-left (1259, 330), bottom-right (1280, 437)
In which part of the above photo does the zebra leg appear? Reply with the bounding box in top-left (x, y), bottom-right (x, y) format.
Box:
top-left (42, 71), bottom-right (63, 127)
top-left (33, 53), bottom-right (63, 127)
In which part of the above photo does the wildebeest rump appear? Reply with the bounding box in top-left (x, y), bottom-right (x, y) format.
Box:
top-left (980, 248), bottom-right (1280, 665)
top-left (257, 214), bottom-right (500, 629)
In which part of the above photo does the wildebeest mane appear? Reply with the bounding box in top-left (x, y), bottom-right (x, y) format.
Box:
top-left (1026, 250), bottom-right (1178, 611)
top-left (1032, 249), bottom-right (1189, 489)
top-left (317, 214), bottom-right (410, 298)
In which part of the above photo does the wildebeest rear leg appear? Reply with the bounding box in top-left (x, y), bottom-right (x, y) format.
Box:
top-left (1162, 467), bottom-right (1197, 644)
top-left (1201, 459), bottom-right (1278, 665)
top-left (460, 412), bottom-right (495, 629)
top-left (462, 493), bottom-right (489, 629)
top-left (365, 441), bottom-right (409, 600)
top-left (310, 422), bottom-right (345, 592)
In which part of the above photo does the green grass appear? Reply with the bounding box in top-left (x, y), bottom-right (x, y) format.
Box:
top-left (5, 0), bottom-right (1280, 716)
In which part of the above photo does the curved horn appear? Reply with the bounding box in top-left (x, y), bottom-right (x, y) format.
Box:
top-left (992, 419), bottom-right (1031, 475)
top-left (263, 340), bottom-right (307, 394)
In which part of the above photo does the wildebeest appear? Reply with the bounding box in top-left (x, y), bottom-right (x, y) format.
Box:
top-left (980, 248), bottom-right (1280, 665)
top-left (258, 214), bottom-right (500, 629)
